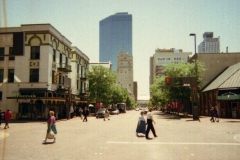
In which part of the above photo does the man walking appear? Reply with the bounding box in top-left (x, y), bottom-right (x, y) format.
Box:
top-left (4, 109), bottom-right (12, 129)
top-left (146, 108), bottom-right (157, 140)
top-left (82, 107), bottom-right (89, 122)
top-left (104, 108), bottom-right (110, 121)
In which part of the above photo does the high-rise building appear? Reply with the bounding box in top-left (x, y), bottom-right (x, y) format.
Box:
top-left (99, 12), bottom-right (132, 71)
top-left (198, 32), bottom-right (220, 53)
top-left (116, 51), bottom-right (133, 95)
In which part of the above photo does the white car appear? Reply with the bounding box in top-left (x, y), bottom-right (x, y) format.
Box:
top-left (135, 108), bottom-right (139, 111)
top-left (110, 109), bottom-right (119, 115)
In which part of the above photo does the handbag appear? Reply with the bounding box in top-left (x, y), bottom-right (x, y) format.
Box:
top-left (47, 131), bottom-right (55, 139)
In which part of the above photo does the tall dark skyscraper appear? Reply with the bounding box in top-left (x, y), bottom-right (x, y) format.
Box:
top-left (99, 12), bottom-right (132, 71)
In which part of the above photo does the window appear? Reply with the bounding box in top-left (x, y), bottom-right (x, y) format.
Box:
top-left (60, 53), bottom-right (62, 63)
top-left (8, 69), bottom-right (14, 83)
top-left (65, 57), bottom-right (68, 65)
top-left (0, 92), bottom-right (2, 100)
top-left (31, 46), bottom-right (40, 59)
top-left (53, 50), bottom-right (56, 62)
top-left (9, 47), bottom-right (15, 60)
top-left (0, 69), bottom-right (3, 82)
top-left (29, 69), bottom-right (39, 82)
top-left (0, 48), bottom-right (4, 61)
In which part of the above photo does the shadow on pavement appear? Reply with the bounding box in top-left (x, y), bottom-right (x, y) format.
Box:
top-left (42, 142), bottom-right (55, 145)
top-left (222, 121), bottom-right (240, 123)
top-left (154, 111), bottom-right (188, 120)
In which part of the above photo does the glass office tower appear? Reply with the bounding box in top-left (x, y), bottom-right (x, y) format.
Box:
top-left (99, 12), bottom-right (132, 71)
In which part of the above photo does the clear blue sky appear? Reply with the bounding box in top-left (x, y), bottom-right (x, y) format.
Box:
top-left (1, 0), bottom-right (240, 100)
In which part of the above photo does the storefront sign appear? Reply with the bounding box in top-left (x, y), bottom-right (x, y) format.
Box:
top-left (11, 94), bottom-right (36, 98)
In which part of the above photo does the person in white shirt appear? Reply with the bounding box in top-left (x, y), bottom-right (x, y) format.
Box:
top-left (146, 108), bottom-right (157, 139)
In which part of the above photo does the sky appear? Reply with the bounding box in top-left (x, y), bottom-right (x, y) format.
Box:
top-left (1, 0), bottom-right (240, 100)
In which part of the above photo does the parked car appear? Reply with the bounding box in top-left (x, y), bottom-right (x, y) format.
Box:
top-left (135, 108), bottom-right (139, 111)
top-left (96, 108), bottom-right (107, 118)
top-left (110, 108), bottom-right (119, 115)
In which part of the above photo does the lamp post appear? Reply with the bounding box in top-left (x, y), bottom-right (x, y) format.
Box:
top-left (189, 33), bottom-right (199, 120)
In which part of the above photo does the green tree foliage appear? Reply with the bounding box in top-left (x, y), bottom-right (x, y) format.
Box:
top-left (150, 61), bottom-right (206, 109)
top-left (87, 65), bottom-right (116, 105)
top-left (86, 65), bottom-right (136, 107)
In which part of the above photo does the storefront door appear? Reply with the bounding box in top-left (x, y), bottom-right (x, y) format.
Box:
top-left (19, 102), bottom-right (32, 119)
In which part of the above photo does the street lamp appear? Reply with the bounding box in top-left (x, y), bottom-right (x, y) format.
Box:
top-left (189, 33), bottom-right (196, 55)
top-left (189, 33), bottom-right (199, 120)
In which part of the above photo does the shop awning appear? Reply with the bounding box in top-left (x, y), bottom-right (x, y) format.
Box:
top-left (217, 94), bottom-right (240, 100)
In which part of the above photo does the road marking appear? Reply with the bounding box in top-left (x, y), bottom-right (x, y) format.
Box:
top-left (0, 132), bottom-right (9, 140)
top-left (106, 141), bottom-right (240, 146)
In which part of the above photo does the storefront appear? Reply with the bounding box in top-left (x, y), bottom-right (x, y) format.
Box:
top-left (217, 91), bottom-right (240, 118)
top-left (7, 88), bottom-right (87, 120)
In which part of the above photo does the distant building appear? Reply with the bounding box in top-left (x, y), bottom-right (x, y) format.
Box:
top-left (149, 48), bottom-right (191, 85)
top-left (70, 47), bottom-right (89, 100)
top-left (89, 62), bottom-right (112, 70)
top-left (198, 32), bottom-right (220, 53)
top-left (99, 12), bottom-right (132, 71)
top-left (116, 51), bottom-right (133, 95)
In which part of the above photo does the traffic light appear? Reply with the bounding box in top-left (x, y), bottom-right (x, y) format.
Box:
top-left (190, 97), bottom-right (192, 101)
top-left (165, 77), bottom-right (170, 86)
top-left (192, 87), bottom-right (197, 94)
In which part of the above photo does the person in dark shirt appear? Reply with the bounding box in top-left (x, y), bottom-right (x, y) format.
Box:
top-left (82, 107), bottom-right (89, 122)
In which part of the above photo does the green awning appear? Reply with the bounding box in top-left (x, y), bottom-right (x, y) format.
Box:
top-left (217, 95), bottom-right (240, 100)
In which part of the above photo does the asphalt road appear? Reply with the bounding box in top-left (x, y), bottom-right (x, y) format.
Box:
top-left (0, 110), bottom-right (240, 160)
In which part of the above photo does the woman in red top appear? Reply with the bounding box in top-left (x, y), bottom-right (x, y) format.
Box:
top-left (4, 109), bottom-right (12, 129)
top-left (44, 111), bottom-right (56, 143)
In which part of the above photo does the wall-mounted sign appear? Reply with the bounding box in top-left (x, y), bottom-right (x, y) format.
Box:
top-left (11, 94), bottom-right (36, 98)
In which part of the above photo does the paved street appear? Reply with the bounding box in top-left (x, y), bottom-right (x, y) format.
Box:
top-left (1, 110), bottom-right (240, 160)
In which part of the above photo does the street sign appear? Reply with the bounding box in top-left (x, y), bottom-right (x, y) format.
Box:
top-left (165, 77), bottom-right (197, 87)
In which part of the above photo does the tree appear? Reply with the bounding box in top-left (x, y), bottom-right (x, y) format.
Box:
top-left (87, 65), bottom-right (134, 109)
top-left (87, 65), bottom-right (116, 106)
top-left (150, 61), bottom-right (206, 112)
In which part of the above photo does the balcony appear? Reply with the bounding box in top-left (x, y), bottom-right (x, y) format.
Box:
top-left (80, 74), bottom-right (87, 81)
top-left (58, 63), bottom-right (72, 72)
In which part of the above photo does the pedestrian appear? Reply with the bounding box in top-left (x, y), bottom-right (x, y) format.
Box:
top-left (45, 106), bottom-right (49, 120)
top-left (214, 106), bottom-right (219, 122)
top-left (55, 107), bottom-right (59, 120)
top-left (210, 107), bottom-right (215, 122)
top-left (4, 109), bottom-right (12, 129)
top-left (69, 106), bottom-right (74, 119)
top-left (34, 107), bottom-right (38, 120)
top-left (145, 108), bottom-right (157, 139)
top-left (136, 111), bottom-right (146, 136)
top-left (43, 111), bottom-right (57, 143)
top-left (82, 107), bottom-right (89, 122)
top-left (104, 108), bottom-right (110, 121)
top-left (79, 107), bottom-right (83, 120)
top-left (0, 108), bottom-right (2, 127)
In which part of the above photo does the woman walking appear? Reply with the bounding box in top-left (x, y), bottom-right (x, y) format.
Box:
top-left (136, 111), bottom-right (146, 136)
top-left (43, 111), bottom-right (57, 143)
top-left (214, 106), bottom-right (219, 122)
